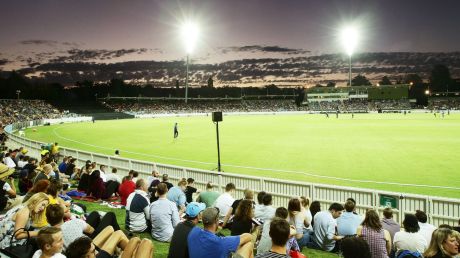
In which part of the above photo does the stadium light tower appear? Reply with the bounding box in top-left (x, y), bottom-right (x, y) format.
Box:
top-left (341, 26), bottom-right (358, 87)
top-left (181, 22), bottom-right (199, 104)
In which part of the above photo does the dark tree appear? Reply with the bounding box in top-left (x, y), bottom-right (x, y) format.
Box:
top-left (430, 64), bottom-right (452, 92)
top-left (351, 75), bottom-right (371, 86)
top-left (378, 76), bottom-right (392, 86)
top-left (326, 81), bottom-right (336, 87)
top-left (207, 76), bottom-right (214, 88)
top-left (404, 74), bottom-right (423, 85)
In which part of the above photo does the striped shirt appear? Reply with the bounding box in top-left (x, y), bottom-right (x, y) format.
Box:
top-left (255, 251), bottom-right (290, 258)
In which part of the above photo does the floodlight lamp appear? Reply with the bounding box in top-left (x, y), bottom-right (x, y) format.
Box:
top-left (181, 22), bottom-right (199, 54)
top-left (425, 90), bottom-right (430, 95)
top-left (341, 26), bottom-right (358, 56)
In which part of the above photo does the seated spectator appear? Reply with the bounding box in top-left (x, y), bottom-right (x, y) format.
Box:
top-left (255, 218), bottom-right (292, 258)
top-left (356, 209), bottom-right (391, 258)
top-left (33, 227), bottom-right (65, 258)
top-left (309, 202), bottom-right (345, 252)
top-left (99, 165), bottom-right (107, 182)
top-left (147, 169), bottom-right (160, 188)
top-left (161, 173), bottom-right (174, 189)
top-left (86, 170), bottom-right (106, 200)
top-left (47, 180), bottom-right (71, 218)
top-left (222, 188), bottom-right (253, 228)
top-left (46, 204), bottom-right (94, 248)
top-left (118, 175), bottom-right (136, 206)
top-left (22, 179), bottom-right (50, 203)
top-left (168, 202), bottom-right (206, 258)
top-left (288, 197), bottom-right (310, 250)
top-left (196, 181), bottom-right (220, 208)
top-left (257, 207), bottom-right (298, 255)
top-left (381, 207), bottom-right (400, 243)
top-left (394, 214), bottom-right (427, 255)
top-left (187, 207), bottom-right (254, 258)
top-left (105, 167), bottom-right (121, 183)
top-left (0, 164), bottom-right (19, 212)
top-left (65, 158), bottom-right (76, 177)
top-left (299, 196), bottom-right (312, 231)
top-left (254, 191), bottom-right (266, 217)
top-left (424, 228), bottom-right (459, 258)
top-left (126, 179), bottom-right (151, 233)
top-left (58, 157), bottom-right (69, 174)
top-left (185, 177), bottom-right (199, 204)
top-left (214, 182), bottom-right (236, 219)
top-left (150, 183), bottom-right (180, 242)
top-left (65, 233), bottom-right (153, 258)
top-left (130, 170), bottom-right (139, 183)
top-left (34, 164), bottom-right (52, 185)
top-left (337, 199), bottom-right (362, 236)
top-left (255, 193), bottom-right (276, 222)
top-left (231, 199), bottom-right (260, 239)
top-left (0, 192), bottom-right (49, 249)
top-left (2, 152), bottom-right (16, 168)
top-left (416, 210), bottom-right (437, 246)
top-left (167, 178), bottom-right (187, 214)
top-left (340, 237), bottom-right (372, 258)
top-left (309, 200), bottom-right (321, 227)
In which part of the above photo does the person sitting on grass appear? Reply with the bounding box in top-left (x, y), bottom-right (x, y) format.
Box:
top-left (118, 175), bottom-right (135, 206)
top-left (32, 227), bottom-right (65, 258)
top-left (167, 178), bottom-right (187, 214)
top-left (255, 218), bottom-right (292, 258)
top-left (87, 170), bottom-right (106, 201)
top-left (46, 204), bottom-right (95, 248)
top-left (126, 179), bottom-right (151, 233)
top-left (64, 231), bottom-right (153, 258)
top-left (187, 207), bottom-right (254, 258)
top-left (340, 237), bottom-right (372, 258)
top-left (196, 181), bottom-right (221, 208)
top-left (0, 192), bottom-right (49, 249)
top-left (257, 207), bottom-right (299, 255)
top-left (168, 202), bottom-right (206, 258)
top-left (150, 182), bottom-right (180, 242)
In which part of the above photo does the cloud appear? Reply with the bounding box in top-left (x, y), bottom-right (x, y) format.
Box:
top-left (50, 48), bottom-right (149, 62)
top-left (221, 45), bottom-right (310, 55)
top-left (19, 40), bottom-right (59, 46)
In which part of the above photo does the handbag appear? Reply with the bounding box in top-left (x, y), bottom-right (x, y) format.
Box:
top-left (0, 228), bottom-right (36, 258)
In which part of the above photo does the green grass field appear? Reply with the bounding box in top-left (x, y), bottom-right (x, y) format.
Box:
top-left (26, 113), bottom-right (460, 198)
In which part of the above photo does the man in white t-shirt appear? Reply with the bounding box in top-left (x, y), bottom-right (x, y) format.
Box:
top-left (46, 204), bottom-right (95, 248)
top-left (213, 182), bottom-right (236, 219)
top-left (105, 167), bottom-right (121, 183)
top-left (415, 210), bottom-right (437, 245)
top-left (99, 165), bottom-right (107, 182)
top-left (32, 227), bottom-right (66, 258)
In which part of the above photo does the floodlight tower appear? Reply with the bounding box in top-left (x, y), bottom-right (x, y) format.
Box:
top-left (181, 22), bottom-right (198, 104)
top-left (341, 26), bottom-right (358, 87)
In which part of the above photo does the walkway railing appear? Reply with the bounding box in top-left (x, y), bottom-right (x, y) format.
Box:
top-left (5, 118), bottom-right (460, 227)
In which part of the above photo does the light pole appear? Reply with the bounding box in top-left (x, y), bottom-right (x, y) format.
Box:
top-left (16, 90), bottom-right (21, 100)
top-left (181, 22), bottom-right (198, 104)
top-left (341, 26), bottom-right (358, 86)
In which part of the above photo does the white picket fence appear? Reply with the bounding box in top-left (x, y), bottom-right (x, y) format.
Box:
top-left (5, 119), bottom-right (460, 227)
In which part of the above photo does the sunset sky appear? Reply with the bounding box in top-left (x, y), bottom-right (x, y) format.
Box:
top-left (1, 0), bottom-right (460, 70)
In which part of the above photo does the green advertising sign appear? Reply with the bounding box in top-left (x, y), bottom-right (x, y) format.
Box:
top-left (380, 195), bottom-right (398, 209)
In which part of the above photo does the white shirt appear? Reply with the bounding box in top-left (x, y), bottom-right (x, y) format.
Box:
top-left (418, 222), bottom-right (436, 246)
top-left (393, 231), bottom-right (427, 254)
top-left (32, 250), bottom-right (66, 258)
top-left (17, 160), bottom-right (28, 168)
top-left (105, 173), bottom-right (121, 183)
top-left (254, 205), bottom-right (276, 222)
top-left (61, 218), bottom-right (87, 248)
top-left (213, 192), bottom-right (235, 218)
top-left (99, 171), bottom-right (107, 182)
top-left (3, 157), bottom-right (16, 168)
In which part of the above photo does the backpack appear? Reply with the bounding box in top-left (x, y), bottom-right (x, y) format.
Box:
top-left (396, 250), bottom-right (423, 258)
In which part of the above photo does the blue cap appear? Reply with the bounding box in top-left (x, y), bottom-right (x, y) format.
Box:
top-left (185, 202), bottom-right (206, 218)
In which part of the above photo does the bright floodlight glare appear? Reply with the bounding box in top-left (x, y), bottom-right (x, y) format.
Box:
top-left (341, 26), bottom-right (358, 56)
top-left (181, 22), bottom-right (199, 54)
top-left (425, 90), bottom-right (430, 95)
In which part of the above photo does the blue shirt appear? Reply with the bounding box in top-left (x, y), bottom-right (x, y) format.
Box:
top-left (167, 186), bottom-right (186, 208)
top-left (187, 227), bottom-right (240, 258)
top-left (336, 212), bottom-right (362, 236)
